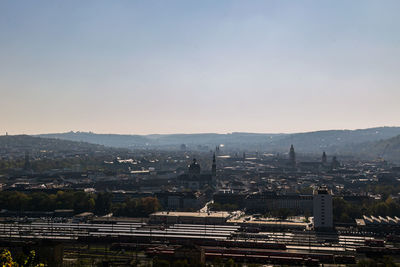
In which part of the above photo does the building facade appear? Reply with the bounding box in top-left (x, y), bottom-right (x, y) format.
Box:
top-left (313, 186), bottom-right (333, 230)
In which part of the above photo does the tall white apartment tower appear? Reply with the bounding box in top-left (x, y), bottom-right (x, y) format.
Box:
top-left (313, 186), bottom-right (333, 230)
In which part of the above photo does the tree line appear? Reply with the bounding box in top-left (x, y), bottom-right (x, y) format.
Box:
top-left (333, 196), bottom-right (400, 223)
top-left (0, 191), bottom-right (160, 217)
top-left (211, 196), bottom-right (400, 223)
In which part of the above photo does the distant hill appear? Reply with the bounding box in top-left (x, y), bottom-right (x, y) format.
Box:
top-left (265, 127), bottom-right (400, 154)
top-left (354, 134), bottom-right (400, 162)
top-left (0, 135), bottom-right (119, 154)
top-left (38, 131), bottom-right (149, 148)
top-left (37, 127), bottom-right (400, 156)
top-left (146, 132), bottom-right (284, 148)
top-left (38, 131), bottom-right (285, 149)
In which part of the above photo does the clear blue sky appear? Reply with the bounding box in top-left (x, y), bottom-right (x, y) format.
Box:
top-left (1, 1), bottom-right (399, 134)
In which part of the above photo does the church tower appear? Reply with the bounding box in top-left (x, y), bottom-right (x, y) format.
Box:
top-left (289, 144), bottom-right (296, 166)
top-left (331, 156), bottom-right (340, 169)
top-left (322, 151), bottom-right (327, 164)
top-left (211, 153), bottom-right (216, 178)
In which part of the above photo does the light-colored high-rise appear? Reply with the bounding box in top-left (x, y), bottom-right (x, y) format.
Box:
top-left (313, 186), bottom-right (333, 230)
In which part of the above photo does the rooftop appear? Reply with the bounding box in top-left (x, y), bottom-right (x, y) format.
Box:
top-left (151, 211), bottom-right (231, 218)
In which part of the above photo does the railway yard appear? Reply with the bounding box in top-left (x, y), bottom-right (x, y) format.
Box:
top-left (1, 218), bottom-right (399, 266)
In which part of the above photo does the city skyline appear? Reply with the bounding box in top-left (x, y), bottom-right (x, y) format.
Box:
top-left (1, 1), bottom-right (399, 135)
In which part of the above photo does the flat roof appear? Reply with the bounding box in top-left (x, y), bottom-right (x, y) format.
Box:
top-left (228, 219), bottom-right (308, 227)
top-left (151, 211), bottom-right (230, 218)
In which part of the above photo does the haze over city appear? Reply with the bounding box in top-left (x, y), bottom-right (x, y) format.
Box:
top-left (2, 1), bottom-right (400, 266)
top-left (1, 0), bottom-right (399, 135)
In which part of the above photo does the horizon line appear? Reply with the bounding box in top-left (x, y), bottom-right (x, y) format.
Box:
top-left (3, 125), bottom-right (400, 137)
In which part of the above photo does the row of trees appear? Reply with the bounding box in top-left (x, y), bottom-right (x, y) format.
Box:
top-left (365, 184), bottom-right (400, 201)
top-left (112, 197), bottom-right (161, 217)
top-left (333, 197), bottom-right (400, 223)
top-left (0, 191), bottom-right (160, 217)
top-left (0, 191), bottom-right (96, 214)
top-left (211, 196), bottom-right (400, 223)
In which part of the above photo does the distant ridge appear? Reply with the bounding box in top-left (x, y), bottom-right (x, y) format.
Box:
top-left (0, 134), bottom-right (122, 154)
top-left (37, 127), bottom-right (400, 157)
top-left (37, 131), bottom-right (149, 148)
top-left (356, 134), bottom-right (400, 162)
top-left (37, 131), bottom-right (284, 149)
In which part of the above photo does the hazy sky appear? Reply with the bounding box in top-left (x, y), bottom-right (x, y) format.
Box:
top-left (1, 1), bottom-right (399, 135)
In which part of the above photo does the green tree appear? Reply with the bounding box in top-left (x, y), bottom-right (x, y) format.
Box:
top-left (0, 249), bottom-right (44, 267)
top-left (95, 192), bottom-right (112, 215)
top-left (139, 197), bottom-right (161, 215)
top-left (0, 249), bottom-right (17, 266)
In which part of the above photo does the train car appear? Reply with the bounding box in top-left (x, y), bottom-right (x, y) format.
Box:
top-left (202, 246), bottom-right (334, 264)
top-left (205, 252), bottom-right (315, 266)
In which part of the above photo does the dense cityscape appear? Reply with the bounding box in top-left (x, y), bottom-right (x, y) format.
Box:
top-left (0, 131), bottom-right (399, 266)
top-left (2, 1), bottom-right (400, 266)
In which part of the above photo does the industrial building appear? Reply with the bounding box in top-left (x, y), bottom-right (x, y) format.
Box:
top-left (149, 211), bottom-right (231, 224)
